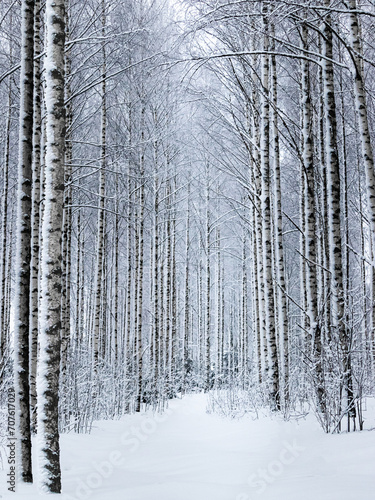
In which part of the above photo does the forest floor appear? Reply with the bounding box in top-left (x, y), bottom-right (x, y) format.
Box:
top-left (2, 393), bottom-right (375, 500)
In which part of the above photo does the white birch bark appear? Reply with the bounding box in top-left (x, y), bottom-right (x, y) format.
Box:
top-left (113, 170), bottom-right (119, 364)
top-left (301, 21), bottom-right (319, 338)
top-left (270, 32), bottom-right (289, 404)
top-left (60, 1), bottom-right (72, 386)
top-left (93, 0), bottom-right (106, 369)
top-left (249, 33), bottom-right (266, 383)
top-left (153, 177), bottom-right (160, 402)
top-left (260, 7), bottom-right (280, 409)
top-left (29, 0), bottom-right (42, 434)
top-left (301, 21), bottom-right (325, 412)
top-left (318, 37), bottom-right (331, 336)
top-left (14, 0), bottom-right (34, 483)
top-left (183, 181), bottom-right (191, 391)
top-left (322, 2), bottom-right (355, 421)
top-left (135, 106), bottom-right (145, 412)
top-left (205, 165), bottom-right (212, 391)
top-left (0, 83), bottom-right (11, 361)
top-left (37, 0), bottom-right (65, 490)
top-left (171, 195), bottom-right (178, 393)
top-left (348, 0), bottom-right (375, 354)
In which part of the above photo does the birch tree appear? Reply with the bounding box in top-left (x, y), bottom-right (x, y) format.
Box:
top-left (322, 1), bottom-right (355, 426)
top-left (260, 6), bottom-right (280, 410)
top-left (37, 0), bottom-right (66, 490)
top-left (93, 0), bottom-right (107, 371)
top-left (14, 0), bottom-right (34, 484)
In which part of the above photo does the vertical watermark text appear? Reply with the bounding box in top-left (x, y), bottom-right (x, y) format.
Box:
top-left (6, 387), bottom-right (16, 493)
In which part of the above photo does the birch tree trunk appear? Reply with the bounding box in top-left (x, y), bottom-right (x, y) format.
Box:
top-left (75, 208), bottom-right (82, 349)
top-left (153, 175), bottom-right (160, 402)
top-left (270, 33), bottom-right (289, 405)
top-left (171, 181), bottom-right (178, 395)
top-left (348, 0), bottom-right (375, 356)
top-left (301, 20), bottom-right (325, 413)
top-left (165, 181), bottom-right (172, 398)
top-left (260, 7), bottom-right (280, 409)
top-left (241, 227), bottom-right (248, 385)
top-left (61, 0), bottom-right (72, 403)
top-left (318, 37), bottom-right (331, 337)
top-left (29, 0), bottom-right (42, 434)
top-left (37, 0), bottom-right (65, 490)
top-left (183, 181), bottom-right (191, 392)
top-left (135, 106), bottom-right (145, 412)
top-left (0, 83), bottom-right (11, 362)
top-left (205, 165), bottom-right (212, 391)
top-left (93, 0), bottom-right (107, 369)
top-left (216, 225), bottom-right (222, 383)
top-left (198, 253), bottom-right (204, 384)
top-left (125, 127), bottom-right (133, 408)
top-left (249, 33), bottom-right (265, 383)
top-left (113, 169), bottom-right (119, 364)
top-left (322, 3), bottom-right (355, 424)
top-left (14, 0), bottom-right (34, 483)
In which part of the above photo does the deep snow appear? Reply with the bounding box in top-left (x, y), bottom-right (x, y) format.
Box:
top-left (1, 394), bottom-right (375, 499)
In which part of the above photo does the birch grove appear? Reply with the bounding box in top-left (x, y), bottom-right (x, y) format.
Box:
top-left (1, 0), bottom-right (375, 491)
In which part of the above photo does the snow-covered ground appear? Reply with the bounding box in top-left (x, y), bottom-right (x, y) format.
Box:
top-left (2, 394), bottom-right (375, 499)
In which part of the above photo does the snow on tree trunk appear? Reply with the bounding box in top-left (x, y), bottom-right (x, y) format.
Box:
top-left (29, 0), bottom-right (42, 435)
top-left (153, 174), bottom-right (160, 401)
top-left (249, 34), bottom-right (265, 384)
top-left (61, 0), bottom-right (73, 392)
top-left (37, 0), bottom-right (66, 491)
top-left (171, 180), bottom-right (178, 395)
top-left (14, 0), bottom-right (34, 484)
top-left (183, 181), bottom-right (191, 392)
top-left (301, 20), bottom-right (325, 413)
top-left (113, 169), bottom-right (119, 364)
top-left (260, 7), bottom-right (280, 410)
top-left (270, 33), bottom-right (289, 406)
top-left (93, 0), bottom-right (106, 370)
top-left (0, 83), bottom-right (11, 361)
top-left (205, 163), bottom-right (212, 392)
top-left (135, 104), bottom-right (145, 412)
top-left (322, 2), bottom-right (355, 423)
top-left (348, 0), bottom-right (375, 356)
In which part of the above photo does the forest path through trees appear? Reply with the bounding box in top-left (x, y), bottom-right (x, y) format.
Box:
top-left (5, 394), bottom-right (375, 500)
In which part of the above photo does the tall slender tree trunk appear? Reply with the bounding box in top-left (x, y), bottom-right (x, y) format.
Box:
top-left (270, 33), bottom-right (289, 405)
top-left (29, 0), bottom-right (42, 434)
top-left (198, 253), bottom-right (204, 384)
top-left (93, 0), bottom-right (107, 369)
top-left (183, 182), bottom-right (191, 392)
top-left (14, 0), bottom-right (34, 483)
top-left (322, 3), bottom-right (355, 424)
top-left (241, 227), bottom-right (248, 386)
top-left (37, 0), bottom-right (66, 490)
top-left (301, 21), bottom-right (325, 413)
top-left (261, 7), bottom-right (280, 410)
top-left (125, 134), bottom-right (133, 408)
top-left (113, 169), bottom-right (119, 365)
top-left (205, 165), bottom-right (211, 391)
top-left (318, 39), bottom-right (331, 338)
top-left (135, 106), bottom-right (145, 412)
top-left (165, 181), bottom-right (172, 398)
top-left (0, 83), bottom-right (12, 361)
top-left (171, 198), bottom-right (178, 394)
top-left (153, 175), bottom-right (160, 402)
top-left (61, 0), bottom-right (72, 393)
top-left (249, 33), bottom-right (264, 384)
top-left (348, 0), bottom-right (375, 360)
top-left (75, 209), bottom-right (82, 349)
top-left (216, 226), bottom-right (222, 383)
